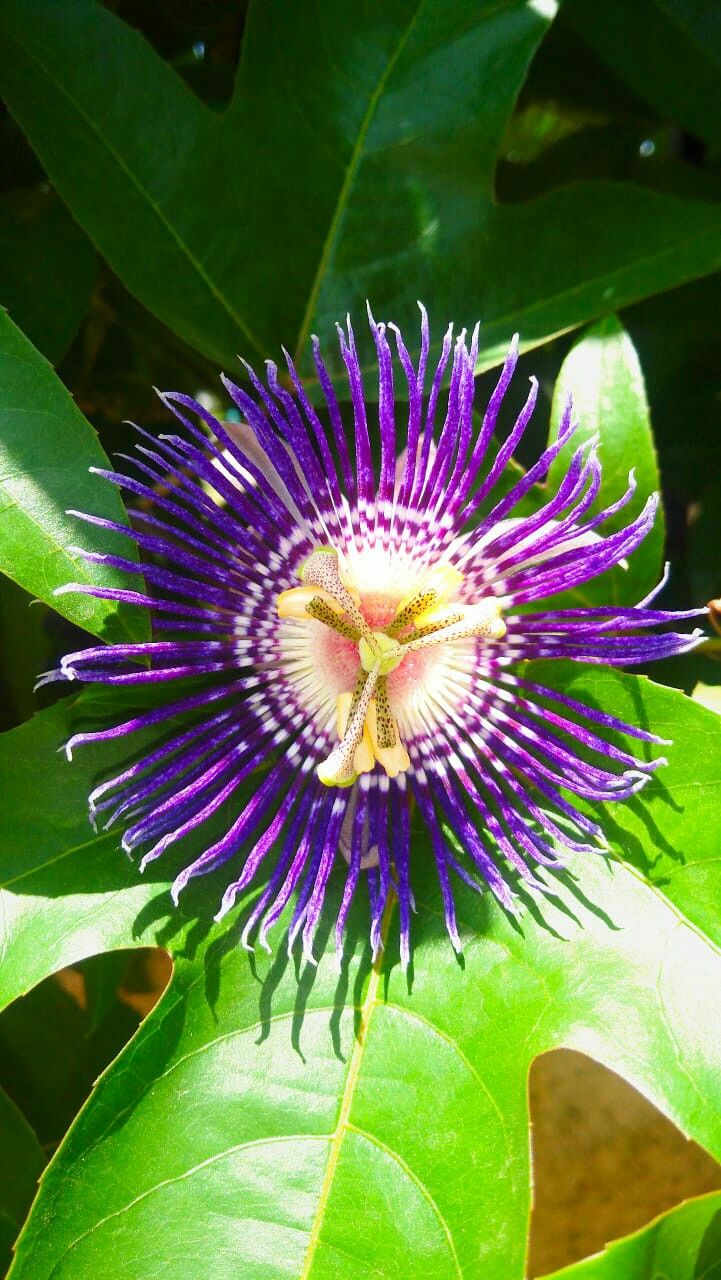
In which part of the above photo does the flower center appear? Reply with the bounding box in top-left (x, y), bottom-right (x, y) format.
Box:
top-left (276, 547), bottom-right (506, 786)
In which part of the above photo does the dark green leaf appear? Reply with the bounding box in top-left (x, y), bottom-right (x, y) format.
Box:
top-left (624, 273), bottom-right (721, 503)
top-left (0, 670), bottom-right (721, 1277)
top-left (568, 0), bottom-right (721, 151)
top-left (0, 578), bottom-right (52, 729)
top-left (2, 0), bottom-right (721, 380)
top-left (547, 316), bottom-right (664, 606)
top-left (0, 1089), bottom-right (44, 1276)
top-left (0, 188), bottom-right (95, 365)
top-left (0, 311), bottom-right (148, 643)
top-left (0, 969), bottom-right (138, 1149)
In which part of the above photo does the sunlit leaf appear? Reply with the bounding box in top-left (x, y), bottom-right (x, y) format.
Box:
top-left (1, 669), bottom-right (720, 1277)
top-left (0, 311), bottom-right (148, 643)
top-left (547, 316), bottom-right (664, 606)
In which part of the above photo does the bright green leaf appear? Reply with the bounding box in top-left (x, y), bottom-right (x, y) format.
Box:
top-left (0, 311), bottom-right (149, 643)
top-left (0, 669), bottom-right (720, 1277)
top-left (547, 316), bottom-right (664, 606)
top-left (2, 1), bottom-right (721, 381)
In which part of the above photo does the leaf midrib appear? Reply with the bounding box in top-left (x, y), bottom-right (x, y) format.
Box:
top-left (297, 913), bottom-right (390, 1279)
top-left (291, 0), bottom-right (428, 365)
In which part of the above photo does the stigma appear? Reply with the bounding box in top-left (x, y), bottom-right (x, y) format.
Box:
top-left (276, 547), bottom-right (505, 787)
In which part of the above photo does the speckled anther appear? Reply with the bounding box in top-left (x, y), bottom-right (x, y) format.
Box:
top-left (278, 544), bottom-right (507, 786)
top-left (300, 548), bottom-right (370, 638)
top-left (51, 305), bottom-right (703, 969)
top-left (374, 678), bottom-right (397, 749)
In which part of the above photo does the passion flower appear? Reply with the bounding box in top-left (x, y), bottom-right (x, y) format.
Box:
top-left (44, 307), bottom-right (703, 968)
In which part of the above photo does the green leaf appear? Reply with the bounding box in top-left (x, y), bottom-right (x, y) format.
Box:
top-left (1, 669), bottom-right (721, 1277)
top-left (0, 578), bottom-right (53, 729)
top-left (568, 0), bottom-right (721, 152)
top-left (0, 310), bottom-right (148, 643)
top-left (2, 0), bottom-right (721, 380)
top-left (543, 1191), bottom-right (721, 1279)
top-left (0, 962), bottom-right (141, 1151)
top-left (0, 1089), bottom-right (44, 1276)
top-left (0, 187), bottom-right (96, 365)
top-left (547, 316), bottom-right (664, 606)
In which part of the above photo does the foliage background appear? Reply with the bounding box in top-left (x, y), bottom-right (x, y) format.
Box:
top-left (1, 1), bottom-right (721, 1277)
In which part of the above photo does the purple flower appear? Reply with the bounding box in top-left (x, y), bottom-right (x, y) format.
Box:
top-left (44, 307), bottom-right (703, 968)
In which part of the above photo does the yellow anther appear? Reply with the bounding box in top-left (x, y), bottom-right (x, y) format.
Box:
top-left (396, 563), bottom-right (463, 616)
top-left (336, 692), bottom-right (374, 774)
top-left (404, 598), bottom-right (506, 653)
top-left (366, 699), bottom-right (410, 778)
top-left (413, 602), bottom-right (465, 631)
top-left (388, 563), bottom-right (464, 636)
top-left (317, 660), bottom-right (381, 787)
top-left (301, 547), bottom-right (370, 638)
top-left (277, 586), bottom-right (343, 620)
top-left (374, 677), bottom-right (396, 748)
top-left (354, 737), bottom-right (375, 773)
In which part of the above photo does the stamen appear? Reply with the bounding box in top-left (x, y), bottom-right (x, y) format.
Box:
top-left (410, 604), bottom-right (465, 639)
top-left (277, 585), bottom-right (342, 619)
top-left (366, 696), bottom-right (410, 777)
top-left (403, 598), bottom-right (506, 653)
top-left (374, 677), bottom-right (396, 748)
top-left (386, 588), bottom-right (439, 635)
top-left (336, 689), bottom-right (374, 773)
top-left (318, 660), bottom-right (381, 786)
top-left (306, 596), bottom-right (360, 641)
top-left (346, 668), bottom-right (368, 720)
top-left (301, 547), bottom-right (371, 638)
top-left (387, 563), bottom-right (464, 635)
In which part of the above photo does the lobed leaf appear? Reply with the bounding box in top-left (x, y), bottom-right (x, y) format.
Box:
top-left (0, 669), bottom-right (720, 1276)
top-left (1, 1), bottom-right (721, 382)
